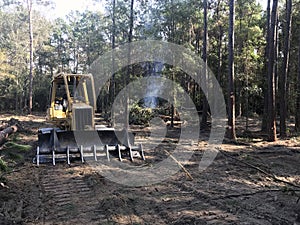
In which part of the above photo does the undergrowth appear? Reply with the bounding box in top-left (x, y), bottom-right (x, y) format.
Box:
top-left (0, 157), bottom-right (8, 172)
top-left (0, 140), bottom-right (31, 178)
top-left (3, 142), bottom-right (31, 152)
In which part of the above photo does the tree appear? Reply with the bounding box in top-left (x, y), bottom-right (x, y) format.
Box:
top-left (279, 0), bottom-right (292, 138)
top-left (266, 0), bottom-right (278, 141)
top-left (27, 0), bottom-right (34, 114)
top-left (0, 7), bottom-right (51, 112)
top-left (295, 35), bottom-right (300, 131)
top-left (234, 0), bottom-right (264, 119)
top-left (216, 0), bottom-right (226, 83)
top-left (124, 0), bottom-right (134, 128)
top-left (261, 0), bottom-right (272, 132)
top-left (209, 0), bottom-right (229, 92)
top-left (1, 0), bottom-right (53, 113)
top-left (110, 0), bottom-right (116, 126)
top-left (227, 0), bottom-right (236, 140)
top-left (0, 10), bottom-right (31, 111)
top-left (201, 0), bottom-right (209, 130)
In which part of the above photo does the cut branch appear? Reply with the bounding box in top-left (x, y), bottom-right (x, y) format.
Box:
top-left (164, 150), bottom-right (193, 180)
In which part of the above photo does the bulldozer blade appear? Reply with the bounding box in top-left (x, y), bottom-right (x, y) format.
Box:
top-left (34, 128), bottom-right (144, 165)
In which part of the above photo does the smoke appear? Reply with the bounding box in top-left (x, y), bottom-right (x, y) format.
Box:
top-left (144, 62), bottom-right (164, 108)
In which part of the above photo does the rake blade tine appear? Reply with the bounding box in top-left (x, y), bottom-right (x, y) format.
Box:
top-left (67, 146), bottom-right (70, 165)
top-left (93, 145), bottom-right (97, 161)
top-left (129, 148), bottom-right (134, 162)
top-left (80, 145), bottom-right (84, 163)
top-left (117, 145), bottom-right (122, 161)
top-left (105, 145), bottom-right (110, 161)
top-left (52, 150), bottom-right (55, 166)
top-left (36, 146), bottom-right (40, 166)
top-left (139, 144), bottom-right (145, 160)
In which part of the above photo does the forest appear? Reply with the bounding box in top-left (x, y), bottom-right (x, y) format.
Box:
top-left (0, 0), bottom-right (299, 141)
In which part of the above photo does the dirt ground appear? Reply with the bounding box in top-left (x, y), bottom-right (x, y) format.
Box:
top-left (0, 113), bottom-right (300, 225)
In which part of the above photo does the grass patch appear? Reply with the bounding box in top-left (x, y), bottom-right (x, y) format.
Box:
top-left (7, 152), bottom-right (23, 160)
top-left (0, 158), bottom-right (8, 172)
top-left (3, 142), bottom-right (32, 152)
top-left (0, 141), bottom-right (31, 170)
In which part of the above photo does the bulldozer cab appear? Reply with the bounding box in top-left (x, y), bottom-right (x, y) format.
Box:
top-left (47, 73), bottom-right (96, 130)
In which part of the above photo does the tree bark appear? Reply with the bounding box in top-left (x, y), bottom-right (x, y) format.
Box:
top-left (0, 126), bottom-right (18, 146)
top-left (201, 0), bottom-right (209, 130)
top-left (27, 0), bottom-right (34, 114)
top-left (216, 0), bottom-right (223, 83)
top-left (124, 0), bottom-right (134, 129)
top-left (266, 0), bottom-right (278, 141)
top-left (170, 0), bottom-right (175, 128)
top-left (0, 123), bottom-right (8, 131)
top-left (261, 0), bottom-right (272, 132)
top-left (279, 0), bottom-right (292, 138)
top-left (110, 0), bottom-right (116, 127)
top-left (227, 0), bottom-right (236, 140)
top-left (295, 36), bottom-right (300, 131)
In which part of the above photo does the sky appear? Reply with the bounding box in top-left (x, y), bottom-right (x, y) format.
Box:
top-left (256, 0), bottom-right (268, 10)
top-left (45, 0), bottom-right (105, 19)
top-left (45, 0), bottom-right (268, 19)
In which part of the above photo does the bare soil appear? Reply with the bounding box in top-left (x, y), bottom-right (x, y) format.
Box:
top-left (0, 113), bottom-right (300, 225)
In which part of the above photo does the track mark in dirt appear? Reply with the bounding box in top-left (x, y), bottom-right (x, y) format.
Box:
top-left (39, 165), bottom-right (105, 225)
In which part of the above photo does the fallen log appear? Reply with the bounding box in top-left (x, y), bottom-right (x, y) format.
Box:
top-left (0, 126), bottom-right (17, 146)
top-left (0, 123), bottom-right (8, 131)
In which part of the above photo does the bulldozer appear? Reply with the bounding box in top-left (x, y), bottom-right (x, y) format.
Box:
top-left (35, 73), bottom-right (144, 165)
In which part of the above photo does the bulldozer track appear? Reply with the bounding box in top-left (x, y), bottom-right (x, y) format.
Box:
top-left (38, 165), bottom-right (105, 224)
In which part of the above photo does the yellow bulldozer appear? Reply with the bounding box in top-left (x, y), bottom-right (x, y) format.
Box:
top-left (35, 73), bottom-right (144, 165)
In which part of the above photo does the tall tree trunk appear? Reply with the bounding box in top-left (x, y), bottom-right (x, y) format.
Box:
top-left (295, 35), bottom-right (300, 131)
top-left (27, 0), bottom-right (34, 114)
top-left (217, 0), bottom-right (223, 83)
top-left (124, 0), bottom-right (134, 129)
top-left (236, 3), bottom-right (244, 118)
top-left (279, 0), bottom-right (292, 138)
top-left (262, 0), bottom-right (272, 132)
top-left (73, 46), bottom-right (78, 73)
top-left (201, 0), bottom-right (209, 130)
top-left (171, 71), bottom-right (175, 127)
top-left (266, 0), bottom-right (278, 141)
top-left (227, 0), bottom-right (236, 140)
top-left (110, 0), bottom-right (116, 126)
top-left (217, 28), bottom-right (223, 83)
top-left (170, 0), bottom-right (175, 128)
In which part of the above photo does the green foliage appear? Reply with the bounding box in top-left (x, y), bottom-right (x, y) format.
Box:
top-left (0, 5), bottom-right (52, 112)
top-left (0, 142), bottom-right (31, 171)
top-left (0, 157), bottom-right (8, 172)
top-left (129, 103), bottom-right (156, 125)
top-left (3, 141), bottom-right (32, 152)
